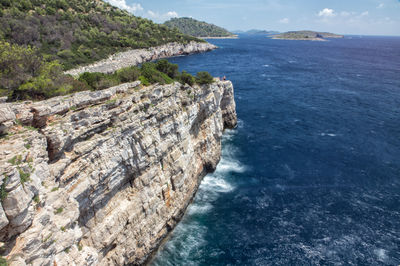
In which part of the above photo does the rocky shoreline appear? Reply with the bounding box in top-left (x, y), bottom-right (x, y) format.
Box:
top-left (65, 42), bottom-right (217, 76)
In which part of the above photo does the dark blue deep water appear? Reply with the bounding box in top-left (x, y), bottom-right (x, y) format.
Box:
top-left (151, 36), bottom-right (400, 265)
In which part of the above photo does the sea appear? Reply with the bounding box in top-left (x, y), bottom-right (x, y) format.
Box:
top-left (150, 35), bottom-right (400, 265)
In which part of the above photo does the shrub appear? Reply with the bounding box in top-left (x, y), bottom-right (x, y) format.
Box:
top-left (78, 72), bottom-right (120, 91)
top-left (156, 59), bottom-right (179, 79)
top-left (195, 71), bottom-right (214, 85)
top-left (180, 71), bottom-right (195, 86)
top-left (0, 175), bottom-right (8, 203)
top-left (138, 76), bottom-right (150, 86)
top-left (116, 66), bottom-right (140, 83)
top-left (18, 168), bottom-right (30, 184)
top-left (78, 72), bottom-right (106, 89)
top-left (140, 62), bottom-right (173, 85)
top-left (0, 257), bottom-right (7, 266)
top-left (33, 195), bottom-right (40, 203)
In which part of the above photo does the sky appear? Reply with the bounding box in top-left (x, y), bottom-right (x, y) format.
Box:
top-left (105, 0), bottom-right (400, 36)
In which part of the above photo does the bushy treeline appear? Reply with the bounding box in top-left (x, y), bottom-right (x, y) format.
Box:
top-left (0, 0), bottom-right (202, 69)
top-left (164, 17), bottom-right (234, 37)
top-left (77, 60), bottom-right (215, 91)
top-left (0, 41), bottom-right (214, 101)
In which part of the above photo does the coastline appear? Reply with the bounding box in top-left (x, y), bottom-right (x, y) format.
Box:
top-left (64, 41), bottom-right (217, 76)
top-left (199, 35), bottom-right (239, 39)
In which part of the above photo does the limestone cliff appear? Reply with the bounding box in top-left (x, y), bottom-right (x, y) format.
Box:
top-left (0, 79), bottom-right (237, 265)
top-left (65, 42), bottom-right (217, 76)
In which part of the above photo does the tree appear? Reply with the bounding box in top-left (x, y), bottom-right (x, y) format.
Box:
top-left (180, 71), bottom-right (195, 86)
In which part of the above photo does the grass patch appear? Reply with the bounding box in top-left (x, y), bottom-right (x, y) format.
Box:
top-left (105, 99), bottom-right (117, 105)
top-left (33, 195), bottom-right (40, 204)
top-left (8, 155), bottom-right (22, 165)
top-left (42, 233), bottom-right (53, 243)
top-left (55, 207), bottom-right (63, 214)
top-left (0, 175), bottom-right (8, 203)
top-left (18, 168), bottom-right (31, 185)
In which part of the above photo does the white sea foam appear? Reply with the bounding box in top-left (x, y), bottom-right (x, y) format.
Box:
top-left (157, 222), bottom-right (207, 265)
top-left (374, 248), bottom-right (388, 262)
top-left (236, 119), bottom-right (244, 129)
top-left (200, 175), bottom-right (234, 193)
top-left (320, 133), bottom-right (337, 137)
top-left (217, 157), bottom-right (246, 174)
top-left (187, 203), bottom-right (213, 215)
top-left (263, 64), bottom-right (270, 67)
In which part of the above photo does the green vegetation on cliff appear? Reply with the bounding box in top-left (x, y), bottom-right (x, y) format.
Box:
top-left (164, 17), bottom-right (234, 37)
top-left (78, 60), bottom-right (215, 92)
top-left (0, 0), bottom-right (201, 69)
top-left (0, 0), bottom-right (214, 101)
top-left (1, 42), bottom-right (213, 101)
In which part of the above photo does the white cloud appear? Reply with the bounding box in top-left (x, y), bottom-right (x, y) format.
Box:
top-left (105, 0), bottom-right (178, 22)
top-left (377, 3), bottom-right (384, 8)
top-left (360, 11), bottom-right (369, 17)
top-left (106, 0), bottom-right (143, 13)
top-left (318, 8), bottom-right (336, 18)
top-left (147, 10), bottom-right (157, 17)
top-left (279, 18), bottom-right (290, 24)
top-left (147, 10), bottom-right (179, 21)
top-left (166, 11), bottom-right (179, 18)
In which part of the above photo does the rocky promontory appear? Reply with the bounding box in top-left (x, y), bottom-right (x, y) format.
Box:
top-left (65, 42), bottom-right (217, 76)
top-left (0, 79), bottom-right (236, 265)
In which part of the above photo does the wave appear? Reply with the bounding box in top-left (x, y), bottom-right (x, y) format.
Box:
top-left (152, 222), bottom-right (208, 266)
top-left (320, 133), bottom-right (337, 137)
top-left (187, 202), bottom-right (213, 215)
top-left (374, 248), bottom-right (388, 262)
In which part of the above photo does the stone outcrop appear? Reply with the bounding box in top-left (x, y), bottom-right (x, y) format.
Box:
top-left (0, 79), bottom-right (237, 265)
top-left (64, 42), bottom-right (217, 76)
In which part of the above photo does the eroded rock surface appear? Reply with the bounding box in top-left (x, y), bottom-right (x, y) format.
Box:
top-left (65, 42), bottom-right (217, 76)
top-left (0, 80), bottom-right (236, 265)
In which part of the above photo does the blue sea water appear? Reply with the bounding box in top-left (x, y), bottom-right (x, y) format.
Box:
top-left (151, 36), bottom-right (400, 265)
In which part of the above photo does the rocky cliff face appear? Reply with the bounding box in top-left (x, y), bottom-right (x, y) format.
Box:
top-left (65, 42), bottom-right (217, 76)
top-left (0, 79), bottom-right (236, 265)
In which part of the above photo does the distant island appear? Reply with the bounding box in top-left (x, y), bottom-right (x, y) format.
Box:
top-left (233, 29), bottom-right (280, 35)
top-left (271, 31), bottom-right (344, 41)
top-left (164, 17), bottom-right (237, 39)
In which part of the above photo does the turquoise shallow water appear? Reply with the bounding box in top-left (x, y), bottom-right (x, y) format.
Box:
top-left (151, 36), bottom-right (400, 265)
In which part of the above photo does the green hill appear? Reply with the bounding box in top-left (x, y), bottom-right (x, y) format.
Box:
top-left (164, 17), bottom-right (234, 38)
top-left (0, 0), bottom-right (201, 70)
